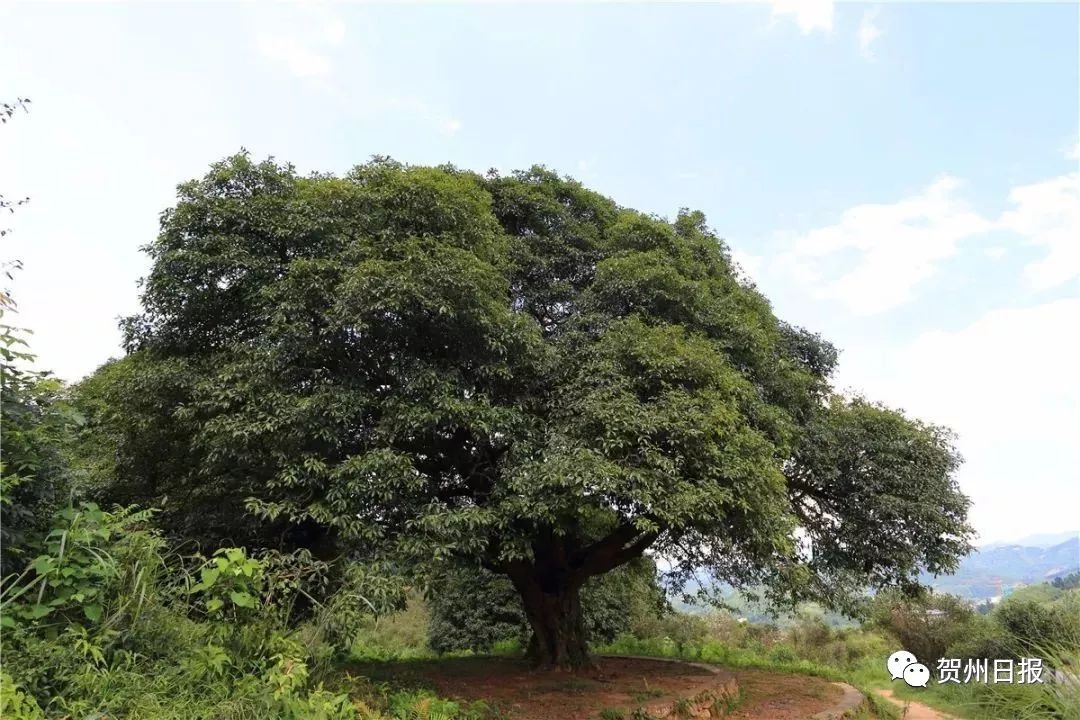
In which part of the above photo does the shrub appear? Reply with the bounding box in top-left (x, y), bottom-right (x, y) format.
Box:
top-left (790, 612), bottom-right (832, 654)
top-left (699, 611), bottom-right (749, 646)
top-left (0, 503), bottom-right (162, 630)
top-left (996, 596), bottom-right (1079, 658)
top-left (0, 353), bottom-right (76, 578)
top-left (768, 644), bottom-right (798, 663)
top-left (945, 613), bottom-right (1013, 661)
top-left (0, 503), bottom-right (363, 718)
top-left (870, 590), bottom-right (975, 663)
top-left (187, 547), bottom-right (266, 619)
top-left (0, 672), bottom-right (45, 720)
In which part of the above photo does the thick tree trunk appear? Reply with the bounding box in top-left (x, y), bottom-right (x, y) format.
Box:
top-left (497, 525), bottom-right (660, 670)
top-left (511, 573), bottom-right (593, 670)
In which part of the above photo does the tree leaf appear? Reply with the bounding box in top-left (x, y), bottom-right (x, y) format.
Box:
top-left (229, 591), bottom-right (256, 609)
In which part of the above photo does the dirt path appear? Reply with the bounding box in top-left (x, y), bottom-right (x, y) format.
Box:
top-left (876, 688), bottom-right (960, 720)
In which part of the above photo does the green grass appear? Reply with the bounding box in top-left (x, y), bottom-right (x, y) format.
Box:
top-left (858, 634), bottom-right (1080, 720)
top-left (861, 694), bottom-right (902, 720)
top-left (876, 661), bottom-right (1080, 720)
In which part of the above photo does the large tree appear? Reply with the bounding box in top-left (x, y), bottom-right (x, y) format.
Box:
top-left (79, 153), bottom-right (972, 669)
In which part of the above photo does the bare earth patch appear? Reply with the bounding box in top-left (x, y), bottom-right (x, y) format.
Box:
top-left (347, 656), bottom-right (726, 719)
top-left (345, 656), bottom-right (852, 720)
top-left (724, 669), bottom-right (845, 720)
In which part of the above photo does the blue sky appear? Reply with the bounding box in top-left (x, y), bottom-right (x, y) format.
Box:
top-left (2, 1), bottom-right (1077, 545)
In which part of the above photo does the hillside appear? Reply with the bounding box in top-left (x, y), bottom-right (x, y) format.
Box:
top-left (924, 535), bottom-right (1079, 600)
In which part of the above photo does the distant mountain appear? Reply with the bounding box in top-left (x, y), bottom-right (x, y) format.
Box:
top-left (924, 536), bottom-right (1080, 600)
top-left (671, 535), bottom-right (1080, 611)
top-left (982, 530), bottom-right (1079, 550)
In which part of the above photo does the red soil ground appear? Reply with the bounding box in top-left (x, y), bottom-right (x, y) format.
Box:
top-left (727, 669), bottom-right (845, 719)
top-left (346, 656), bottom-right (850, 720)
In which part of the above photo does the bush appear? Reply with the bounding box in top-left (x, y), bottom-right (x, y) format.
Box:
top-left (790, 612), bottom-right (832, 653)
top-left (0, 672), bottom-right (45, 720)
top-left (996, 596), bottom-right (1080, 658)
top-left (1, 503), bottom-right (162, 631)
top-left (0, 503), bottom-right (359, 719)
top-left (946, 613), bottom-right (1013, 661)
top-left (699, 611), bottom-right (750, 646)
top-left (768, 644), bottom-right (798, 663)
top-left (0, 362), bottom-right (76, 577)
top-left (426, 566), bottom-right (525, 654)
top-left (870, 590), bottom-right (975, 663)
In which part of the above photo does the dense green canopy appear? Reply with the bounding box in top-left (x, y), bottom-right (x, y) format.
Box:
top-left (77, 153), bottom-right (972, 667)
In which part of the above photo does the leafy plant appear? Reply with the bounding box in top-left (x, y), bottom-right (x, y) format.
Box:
top-left (0, 316), bottom-right (77, 576)
top-left (0, 503), bottom-right (160, 629)
top-left (183, 643), bottom-right (232, 679)
top-left (0, 672), bottom-right (45, 720)
top-left (187, 547), bottom-right (265, 618)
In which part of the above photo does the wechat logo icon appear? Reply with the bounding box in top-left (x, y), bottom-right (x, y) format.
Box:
top-left (888, 650), bottom-right (930, 688)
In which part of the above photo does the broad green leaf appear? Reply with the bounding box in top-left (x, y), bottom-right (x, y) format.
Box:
top-left (229, 591), bottom-right (256, 609)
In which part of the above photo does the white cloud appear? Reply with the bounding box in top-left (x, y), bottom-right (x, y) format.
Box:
top-left (769, 164), bottom-right (1079, 313)
top-left (251, 7), bottom-right (461, 137)
top-left (441, 118), bottom-right (463, 136)
top-left (776, 175), bottom-right (993, 315)
top-left (763, 0), bottom-right (834, 34)
top-left (998, 172), bottom-right (1080, 290)
top-left (376, 96), bottom-right (462, 136)
top-left (857, 9), bottom-right (881, 59)
top-left (731, 249), bottom-right (763, 285)
top-left (836, 299), bottom-right (1080, 543)
top-left (256, 32), bottom-right (333, 77)
top-left (322, 16), bottom-right (346, 46)
top-left (254, 3), bottom-right (344, 78)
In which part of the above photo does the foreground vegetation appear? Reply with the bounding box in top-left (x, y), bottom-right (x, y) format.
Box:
top-left (4, 509), bottom-right (1076, 720)
top-left (0, 502), bottom-right (513, 719)
top-left (1, 136), bottom-right (1075, 718)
